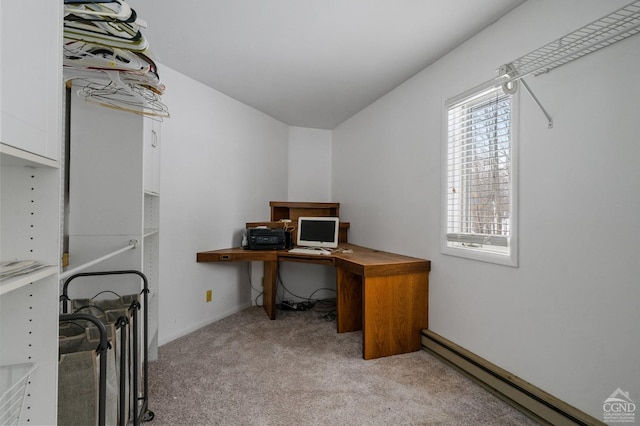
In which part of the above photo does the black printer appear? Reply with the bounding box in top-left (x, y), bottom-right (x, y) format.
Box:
top-left (246, 227), bottom-right (289, 250)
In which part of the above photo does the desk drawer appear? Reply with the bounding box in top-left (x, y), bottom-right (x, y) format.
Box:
top-left (196, 250), bottom-right (277, 263)
top-left (278, 254), bottom-right (335, 266)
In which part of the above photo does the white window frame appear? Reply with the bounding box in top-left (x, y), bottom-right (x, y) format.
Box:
top-left (441, 84), bottom-right (519, 267)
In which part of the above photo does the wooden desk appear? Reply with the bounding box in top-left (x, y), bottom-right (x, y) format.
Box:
top-left (197, 244), bottom-right (430, 359)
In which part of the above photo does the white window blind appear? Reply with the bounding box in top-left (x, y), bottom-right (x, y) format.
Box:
top-left (445, 85), bottom-right (514, 259)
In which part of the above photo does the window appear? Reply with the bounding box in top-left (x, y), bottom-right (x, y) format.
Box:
top-left (442, 84), bottom-right (518, 266)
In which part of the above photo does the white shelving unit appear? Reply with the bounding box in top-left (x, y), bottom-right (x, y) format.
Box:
top-left (1, 1), bottom-right (61, 161)
top-left (0, 147), bottom-right (61, 425)
top-left (144, 191), bottom-right (160, 360)
top-left (143, 118), bottom-right (161, 361)
top-left (66, 88), bottom-right (160, 361)
top-left (144, 119), bottom-right (161, 196)
top-left (0, 362), bottom-right (38, 424)
top-left (0, 0), bottom-right (62, 424)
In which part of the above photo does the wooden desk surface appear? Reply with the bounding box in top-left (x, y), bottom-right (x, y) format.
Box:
top-left (196, 243), bottom-right (430, 359)
top-left (197, 243), bottom-right (430, 277)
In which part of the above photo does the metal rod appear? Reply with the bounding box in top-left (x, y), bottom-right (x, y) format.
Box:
top-left (117, 316), bottom-right (128, 426)
top-left (132, 301), bottom-right (140, 426)
top-left (59, 239), bottom-right (138, 280)
top-left (520, 79), bottom-right (553, 129)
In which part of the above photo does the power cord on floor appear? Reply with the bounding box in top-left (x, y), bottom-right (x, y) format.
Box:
top-left (277, 300), bottom-right (315, 311)
top-left (247, 262), bottom-right (264, 307)
top-left (311, 298), bottom-right (337, 321)
top-left (276, 263), bottom-right (337, 319)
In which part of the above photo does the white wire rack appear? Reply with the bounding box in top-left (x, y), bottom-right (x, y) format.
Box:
top-left (0, 363), bottom-right (37, 425)
top-left (508, 1), bottom-right (640, 78)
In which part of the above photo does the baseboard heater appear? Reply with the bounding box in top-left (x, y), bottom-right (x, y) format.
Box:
top-left (421, 330), bottom-right (604, 426)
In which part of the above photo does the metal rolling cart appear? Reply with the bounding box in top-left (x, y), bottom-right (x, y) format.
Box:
top-left (60, 270), bottom-right (154, 425)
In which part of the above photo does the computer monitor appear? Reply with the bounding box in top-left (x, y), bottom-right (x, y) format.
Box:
top-left (296, 217), bottom-right (340, 249)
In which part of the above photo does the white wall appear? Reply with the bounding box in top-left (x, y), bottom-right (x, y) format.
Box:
top-left (288, 126), bottom-right (332, 201)
top-left (247, 126), bottom-right (336, 307)
top-left (248, 126), bottom-right (335, 306)
top-left (157, 65), bottom-right (289, 344)
top-left (154, 0), bottom-right (639, 418)
top-left (278, 126), bottom-right (336, 304)
top-left (332, 0), bottom-right (639, 419)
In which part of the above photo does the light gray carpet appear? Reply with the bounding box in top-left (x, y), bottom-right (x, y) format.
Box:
top-left (147, 306), bottom-right (539, 425)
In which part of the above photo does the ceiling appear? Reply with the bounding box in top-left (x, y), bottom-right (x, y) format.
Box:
top-left (125, 0), bottom-right (526, 129)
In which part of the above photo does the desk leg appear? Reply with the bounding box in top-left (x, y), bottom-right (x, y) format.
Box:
top-left (336, 268), bottom-right (362, 333)
top-left (362, 271), bottom-right (429, 360)
top-left (262, 260), bottom-right (278, 320)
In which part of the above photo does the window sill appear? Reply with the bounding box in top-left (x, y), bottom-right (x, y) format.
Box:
top-left (441, 244), bottom-right (518, 267)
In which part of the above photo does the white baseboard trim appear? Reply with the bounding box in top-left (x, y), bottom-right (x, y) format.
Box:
top-left (421, 330), bottom-right (604, 426)
top-left (158, 302), bottom-right (253, 347)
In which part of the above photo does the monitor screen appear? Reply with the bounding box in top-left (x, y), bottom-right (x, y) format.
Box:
top-left (296, 217), bottom-right (340, 249)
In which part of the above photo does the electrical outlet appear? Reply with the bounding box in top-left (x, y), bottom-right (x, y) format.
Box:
top-left (206, 289), bottom-right (212, 302)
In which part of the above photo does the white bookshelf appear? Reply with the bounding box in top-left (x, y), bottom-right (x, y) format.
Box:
top-left (0, 1), bottom-right (62, 423)
top-left (0, 146), bottom-right (61, 424)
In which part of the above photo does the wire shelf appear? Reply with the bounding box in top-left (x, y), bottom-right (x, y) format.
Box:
top-left (509, 1), bottom-right (640, 78)
top-left (0, 363), bottom-right (37, 426)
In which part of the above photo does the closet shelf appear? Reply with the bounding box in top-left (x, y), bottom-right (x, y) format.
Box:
top-left (507, 1), bottom-right (640, 79)
top-left (0, 144), bottom-right (59, 168)
top-left (144, 229), bottom-right (159, 238)
top-left (0, 266), bottom-right (57, 296)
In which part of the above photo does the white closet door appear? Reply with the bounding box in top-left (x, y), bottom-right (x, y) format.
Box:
top-left (0, 0), bottom-right (62, 160)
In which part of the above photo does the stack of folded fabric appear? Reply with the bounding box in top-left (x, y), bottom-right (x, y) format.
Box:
top-left (63, 0), bottom-right (169, 118)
